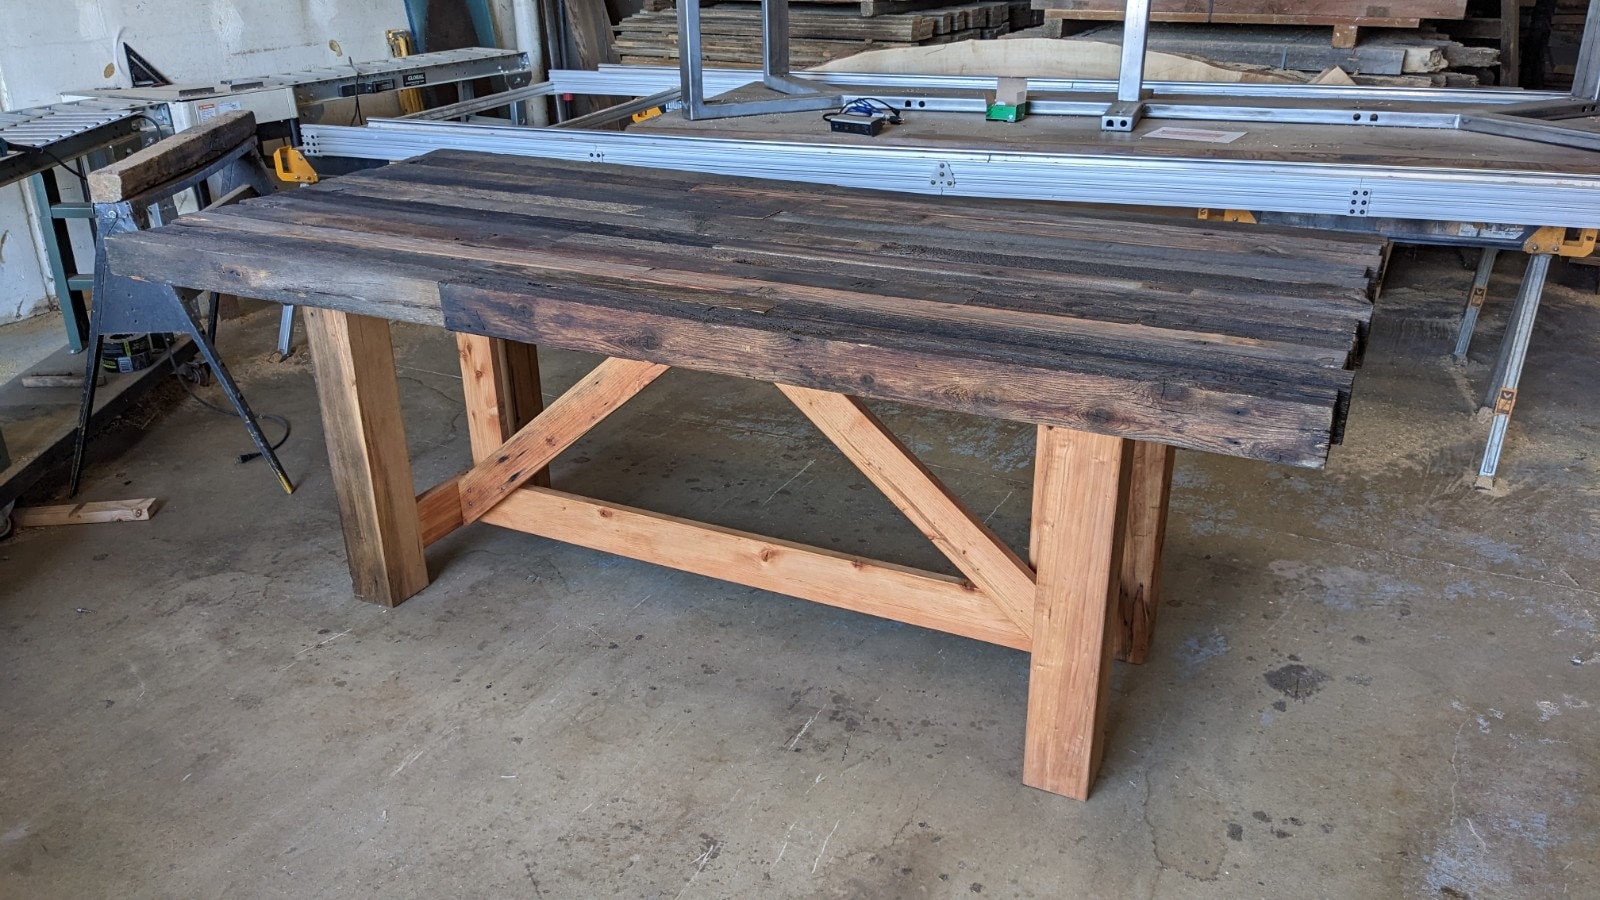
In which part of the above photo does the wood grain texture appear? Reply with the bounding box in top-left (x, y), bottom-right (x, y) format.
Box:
top-left (1032, 0), bottom-right (1467, 25)
top-left (445, 280), bottom-right (1341, 466)
top-left (458, 333), bottom-right (512, 464)
top-left (1116, 441), bottom-right (1175, 665)
top-left (454, 335), bottom-right (551, 490)
top-left (303, 308), bottom-right (429, 607)
top-left (456, 357), bottom-right (668, 522)
top-left (417, 476), bottom-right (465, 547)
top-left (480, 486), bottom-right (1032, 651)
top-left (1024, 426), bottom-right (1132, 800)
top-left (13, 498), bottom-right (156, 526)
top-left (104, 151), bottom-right (1385, 466)
top-left (778, 384), bottom-right (1035, 636)
top-left (88, 111), bottom-right (256, 203)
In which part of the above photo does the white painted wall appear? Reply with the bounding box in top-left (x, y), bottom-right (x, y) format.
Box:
top-left (0, 0), bottom-right (411, 324)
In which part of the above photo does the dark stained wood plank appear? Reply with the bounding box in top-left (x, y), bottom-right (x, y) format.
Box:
top-left (103, 151), bottom-right (1386, 467)
top-left (121, 217), bottom-right (1355, 419)
top-left (238, 172), bottom-right (1377, 336)
top-left (88, 111), bottom-right (257, 203)
top-left (398, 150), bottom-right (1388, 265)
top-left (233, 181), bottom-right (1375, 337)
top-left (442, 276), bottom-right (1347, 466)
top-left (336, 155), bottom-right (1384, 294)
top-left (175, 205), bottom-right (1363, 373)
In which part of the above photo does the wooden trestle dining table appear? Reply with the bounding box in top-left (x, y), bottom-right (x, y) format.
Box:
top-left (106, 148), bottom-right (1386, 799)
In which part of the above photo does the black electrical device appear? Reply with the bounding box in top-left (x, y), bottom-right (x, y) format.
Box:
top-left (823, 98), bottom-right (903, 137)
top-left (830, 113), bottom-right (886, 136)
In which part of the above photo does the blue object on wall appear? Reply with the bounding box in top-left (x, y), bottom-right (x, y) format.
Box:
top-left (404, 0), bottom-right (497, 53)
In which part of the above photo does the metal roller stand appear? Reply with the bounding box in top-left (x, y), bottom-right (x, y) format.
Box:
top-left (1453, 248), bottom-right (1500, 363)
top-left (1101, 0), bottom-right (1150, 131)
top-left (1475, 253), bottom-right (1553, 490)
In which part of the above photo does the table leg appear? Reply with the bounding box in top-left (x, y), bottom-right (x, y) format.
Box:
top-left (457, 334), bottom-right (550, 486)
top-left (1476, 253), bottom-right (1552, 490)
top-left (304, 308), bottom-right (430, 606)
top-left (1024, 425), bottom-right (1133, 800)
top-left (1453, 248), bottom-right (1498, 363)
top-left (1116, 441), bottom-right (1175, 665)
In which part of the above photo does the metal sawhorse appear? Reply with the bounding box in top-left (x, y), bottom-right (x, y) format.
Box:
top-left (70, 110), bottom-right (293, 496)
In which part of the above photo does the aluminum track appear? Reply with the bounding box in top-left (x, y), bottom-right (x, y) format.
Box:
top-left (303, 117), bottom-right (1600, 229)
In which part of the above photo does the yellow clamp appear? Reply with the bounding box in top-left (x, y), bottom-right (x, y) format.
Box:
top-left (631, 106), bottom-right (664, 123)
top-left (1197, 208), bottom-right (1257, 224)
top-left (273, 146), bottom-right (319, 184)
top-left (1522, 226), bottom-right (1597, 257)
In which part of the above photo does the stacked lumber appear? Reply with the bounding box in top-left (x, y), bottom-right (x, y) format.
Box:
top-left (1542, 0), bottom-right (1595, 89)
top-left (615, 0), bottom-right (1041, 67)
top-left (1032, 0), bottom-right (1471, 31)
top-left (820, 36), bottom-right (1311, 83)
top-left (1048, 23), bottom-right (1497, 81)
top-left (1031, 0), bottom-right (1489, 86)
top-left (1431, 0), bottom-right (1598, 89)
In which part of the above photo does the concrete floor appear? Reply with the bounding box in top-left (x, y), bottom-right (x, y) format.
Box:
top-left (0, 312), bottom-right (66, 383)
top-left (1, 248), bottom-right (1596, 898)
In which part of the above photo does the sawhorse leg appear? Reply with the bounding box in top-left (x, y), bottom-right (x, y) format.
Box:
top-left (1025, 425), bottom-right (1133, 800)
top-left (1475, 253), bottom-right (1553, 490)
top-left (1453, 248), bottom-right (1499, 363)
top-left (303, 308), bottom-right (430, 606)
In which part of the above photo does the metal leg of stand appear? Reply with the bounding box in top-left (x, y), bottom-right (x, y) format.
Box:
top-left (67, 296), bottom-right (107, 497)
top-left (1482, 306), bottom-right (1517, 411)
top-left (186, 310), bottom-right (296, 495)
top-left (1102, 0), bottom-right (1152, 131)
top-left (763, 0), bottom-right (790, 83)
top-left (1476, 253), bottom-right (1552, 490)
top-left (276, 305), bottom-right (296, 360)
top-left (1453, 248), bottom-right (1499, 362)
top-left (206, 292), bottom-right (221, 345)
top-left (1572, 0), bottom-right (1600, 101)
top-left (678, 0), bottom-right (840, 119)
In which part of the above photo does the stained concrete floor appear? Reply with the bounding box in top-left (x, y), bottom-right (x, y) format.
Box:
top-left (1, 248), bottom-right (1597, 898)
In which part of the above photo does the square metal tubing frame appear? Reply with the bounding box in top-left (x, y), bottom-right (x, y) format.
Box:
top-left (676, 0), bottom-right (841, 119)
top-left (669, 0), bottom-right (1600, 146)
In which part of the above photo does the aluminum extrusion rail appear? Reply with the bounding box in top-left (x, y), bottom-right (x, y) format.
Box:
top-left (302, 117), bottom-right (1600, 229)
top-left (568, 65), bottom-right (1571, 106)
top-left (545, 66), bottom-right (1551, 130)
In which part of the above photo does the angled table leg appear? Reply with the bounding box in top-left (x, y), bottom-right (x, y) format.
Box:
top-left (1024, 425), bottom-right (1133, 800)
top-left (1116, 441), bottom-right (1175, 665)
top-left (304, 308), bottom-right (429, 606)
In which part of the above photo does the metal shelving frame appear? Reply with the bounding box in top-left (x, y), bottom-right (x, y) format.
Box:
top-left (0, 100), bottom-right (151, 351)
top-left (663, 0), bottom-right (1600, 145)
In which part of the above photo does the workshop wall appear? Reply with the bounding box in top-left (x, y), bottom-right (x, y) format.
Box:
top-left (0, 0), bottom-right (410, 324)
